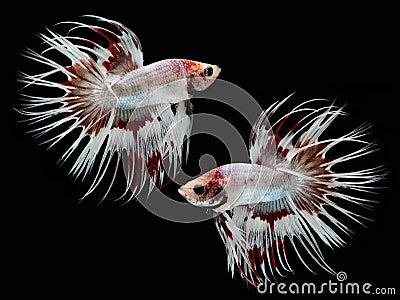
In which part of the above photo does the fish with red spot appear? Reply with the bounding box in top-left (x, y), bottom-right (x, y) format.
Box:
top-left (18, 15), bottom-right (220, 201)
top-left (179, 96), bottom-right (384, 286)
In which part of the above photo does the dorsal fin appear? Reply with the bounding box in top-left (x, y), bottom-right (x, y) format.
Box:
top-left (61, 15), bottom-right (143, 78)
top-left (248, 94), bottom-right (295, 168)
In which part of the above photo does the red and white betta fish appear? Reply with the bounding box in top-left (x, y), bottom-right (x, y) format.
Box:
top-left (179, 96), bottom-right (384, 286)
top-left (18, 16), bottom-right (220, 201)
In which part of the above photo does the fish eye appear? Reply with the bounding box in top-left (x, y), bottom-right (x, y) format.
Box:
top-left (193, 185), bottom-right (205, 195)
top-left (203, 66), bottom-right (213, 77)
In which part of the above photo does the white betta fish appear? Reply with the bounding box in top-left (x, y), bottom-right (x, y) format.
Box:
top-left (18, 16), bottom-right (220, 201)
top-left (179, 96), bottom-right (384, 286)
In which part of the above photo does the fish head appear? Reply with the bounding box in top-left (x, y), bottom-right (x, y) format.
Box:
top-left (178, 166), bottom-right (229, 209)
top-left (183, 60), bottom-right (221, 91)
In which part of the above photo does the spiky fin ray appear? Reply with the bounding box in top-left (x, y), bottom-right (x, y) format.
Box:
top-left (61, 15), bottom-right (143, 77)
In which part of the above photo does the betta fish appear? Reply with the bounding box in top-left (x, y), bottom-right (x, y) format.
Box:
top-left (18, 16), bottom-right (220, 201)
top-left (179, 96), bottom-right (384, 286)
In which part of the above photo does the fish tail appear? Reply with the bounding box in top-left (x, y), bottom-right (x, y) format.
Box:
top-left (18, 17), bottom-right (143, 199)
top-left (268, 99), bottom-right (385, 212)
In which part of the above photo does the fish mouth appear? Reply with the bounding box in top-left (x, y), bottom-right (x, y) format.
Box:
top-left (178, 186), bottom-right (190, 199)
top-left (178, 186), bottom-right (203, 207)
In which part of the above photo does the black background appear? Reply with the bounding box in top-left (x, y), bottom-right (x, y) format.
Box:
top-left (7, 2), bottom-right (397, 298)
